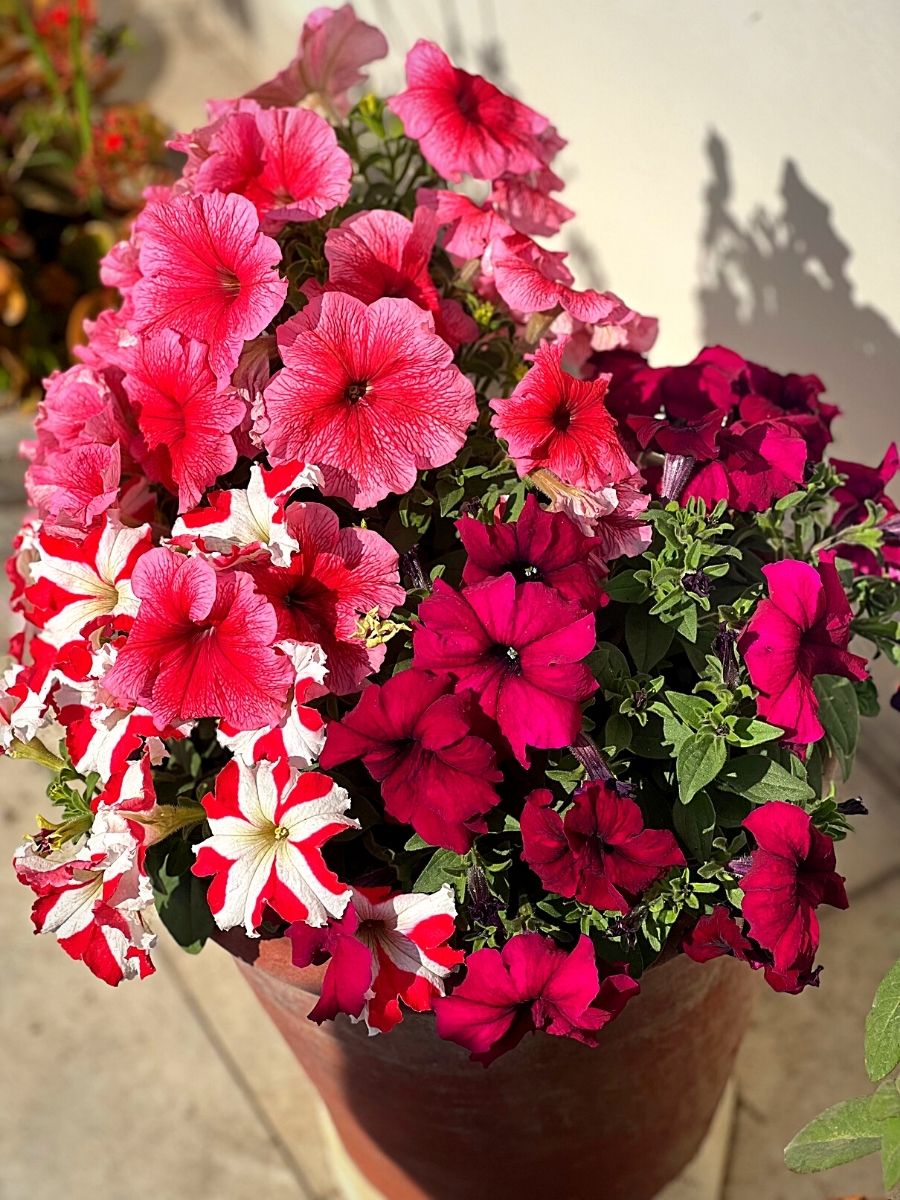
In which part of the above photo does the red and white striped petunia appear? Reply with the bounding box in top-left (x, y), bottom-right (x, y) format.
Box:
top-left (171, 461), bottom-right (322, 566)
top-left (26, 516), bottom-right (153, 647)
top-left (192, 757), bottom-right (356, 936)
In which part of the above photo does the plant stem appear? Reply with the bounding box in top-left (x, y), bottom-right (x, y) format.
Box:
top-left (13, 0), bottom-right (64, 99)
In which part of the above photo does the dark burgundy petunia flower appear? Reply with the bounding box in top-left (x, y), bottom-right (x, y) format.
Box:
top-left (682, 905), bottom-right (823, 994)
top-left (681, 418), bottom-right (807, 513)
top-left (318, 669), bottom-right (502, 854)
top-left (432, 931), bottom-right (637, 1064)
top-left (412, 574), bottom-right (598, 766)
top-left (830, 443), bottom-right (900, 576)
top-left (740, 801), bottom-right (848, 973)
top-left (456, 493), bottom-right (606, 611)
top-left (520, 782), bottom-right (685, 913)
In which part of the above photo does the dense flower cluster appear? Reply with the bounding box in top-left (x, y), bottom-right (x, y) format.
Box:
top-left (5, 6), bottom-right (899, 1064)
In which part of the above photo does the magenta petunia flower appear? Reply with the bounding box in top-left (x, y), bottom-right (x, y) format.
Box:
top-left (521, 783), bottom-right (685, 913)
top-left (738, 558), bottom-right (868, 744)
top-left (389, 40), bottom-right (549, 182)
top-left (193, 105), bottom-right (352, 232)
top-left (319, 669), bottom-right (502, 853)
top-left (433, 932), bottom-right (637, 1064)
top-left (681, 419), bottom-right (808, 513)
top-left (131, 190), bottom-right (287, 379)
top-left (456, 493), bottom-right (605, 611)
top-left (740, 802), bottom-right (848, 973)
top-left (490, 339), bottom-right (635, 491)
top-left (682, 906), bottom-right (755, 964)
top-left (123, 330), bottom-right (245, 509)
top-left (830, 444), bottom-right (900, 576)
top-left (416, 188), bottom-right (514, 260)
top-left (241, 502), bottom-right (405, 696)
top-left (260, 292), bottom-right (477, 508)
top-left (102, 547), bottom-right (293, 730)
top-left (412, 573), bottom-right (598, 766)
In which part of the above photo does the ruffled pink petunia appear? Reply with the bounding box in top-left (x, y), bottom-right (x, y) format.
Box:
top-left (260, 292), bottom-right (477, 508)
top-left (491, 339), bottom-right (635, 491)
top-left (241, 3), bottom-right (388, 115)
top-left (193, 105), bottom-right (352, 232)
top-left (456, 493), bottom-right (605, 610)
top-left (25, 441), bottom-right (122, 530)
top-left (323, 207), bottom-right (477, 347)
top-left (740, 802), bottom-right (848, 972)
top-left (289, 883), bottom-right (463, 1033)
top-left (412, 574), bottom-right (598, 766)
top-left (123, 330), bottom-right (245, 509)
top-left (319, 669), bottom-right (502, 853)
top-left (490, 234), bottom-right (635, 325)
top-left (192, 757), bottom-right (356, 935)
top-left (433, 932), bottom-right (637, 1064)
top-left (389, 40), bottom-right (549, 182)
top-left (102, 547), bottom-right (293, 730)
top-left (239, 502), bottom-right (405, 696)
top-left (132, 190), bottom-right (287, 379)
top-left (738, 558), bottom-right (868, 744)
top-left (521, 783), bottom-right (685, 912)
top-left (416, 188), bottom-right (514, 260)
top-left (490, 166), bottom-right (574, 239)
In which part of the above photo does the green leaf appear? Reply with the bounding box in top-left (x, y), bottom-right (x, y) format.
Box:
top-left (604, 713), bottom-right (632, 752)
top-left (413, 848), bottom-right (467, 894)
top-left (677, 733), bottom-right (727, 804)
top-left (673, 603), bottom-right (698, 643)
top-left (589, 643), bottom-right (630, 690)
top-left (727, 718), bottom-right (784, 747)
top-left (814, 675), bottom-right (860, 781)
top-left (625, 608), bottom-right (675, 672)
top-left (784, 1095), bottom-right (885, 1173)
top-left (603, 570), bottom-right (647, 603)
top-left (866, 960), bottom-right (900, 1081)
top-left (673, 791), bottom-right (716, 859)
top-left (882, 1117), bottom-right (900, 1189)
top-left (665, 692), bottom-right (713, 727)
top-left (718, 756), bottom-right (815, 804)
top-left (147, 840), bottom-right (214, 954)
top-left (403, 833), bottom-right (431, 852)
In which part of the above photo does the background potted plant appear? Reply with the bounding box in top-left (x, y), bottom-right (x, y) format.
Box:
top-left (4, 6), bottom-right (899, 1199)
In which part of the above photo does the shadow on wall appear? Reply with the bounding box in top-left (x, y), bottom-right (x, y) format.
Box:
top-left (699, 130), bottom-right (900, 463)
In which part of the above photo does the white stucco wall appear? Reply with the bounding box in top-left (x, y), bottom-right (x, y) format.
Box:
top-left (106, 0), bottom-right (899, 466)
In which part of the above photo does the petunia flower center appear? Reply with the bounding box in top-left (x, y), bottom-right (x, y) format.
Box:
top-left (551, 404), bottom-right (572, 431)
top-left (344, 380), bottom-right (370, 405)
top-left (216, 266), bottom-right (242, 297)
top-left (509, 559), bottom-right (542, 585)
top-left (273, 824), bottom-right (290, 842)
top-left (492, 643), bottom-right (523, 675)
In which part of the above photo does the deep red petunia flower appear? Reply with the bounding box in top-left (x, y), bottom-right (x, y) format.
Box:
top-left (456, 493), bottom-right (605, 611)
top-left (521, 783), bottom-right (685, 912)
top-left (389, 40), bottom-right (548, 182)
top-left (239, 502), bottom-right (405, 696)
top-left (740, 801), bottom-right (848, 973)
top-left (738, 557), bottom-right (868, 744)
top-left (681, 418), bottom-right (807, 513)
top-left (132, 190), bottom-right (287, 379)
top-left (433, 932), bottom-right (637, 1064)
top-left (682, 905), bottom-right (755, 964)
top-left (412, 573), bottom-right (598, 766)
top-left (102, 547), bottom-right (293, 730)
top-left (830, 444), bottom-right (900, 576)
top-left (490, 339), bottom-right (635, 491)
top-left (260, 292), bottom-right (477, 508)
top-left (319, 669), bottom-right (502, 853)
top-left (123, 330), bottom-right (245, 509)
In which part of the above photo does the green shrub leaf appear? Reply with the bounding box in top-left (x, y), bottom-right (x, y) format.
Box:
top-left (676, 733), bottom-right (727, 804)
top-left (866, 960), bottom-right (900, 1081)
top-left (784, 1095), bottom-right (885, 1173)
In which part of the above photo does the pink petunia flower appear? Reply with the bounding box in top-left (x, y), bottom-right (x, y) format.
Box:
top-left (193, 105), bottom-right (352, 232)
top-left (491, 339), bottom-right (635, 491)
top-left (433, 932), bottom-right (638, 1064)
top-left (102, 547), bottom-right (293, 730)
top-left (260, 292), bottom-right (477, 508)
top-left (412, 574), bottom-right (598, 766)
top-left (490, 166), bottom-right (574, 239)
top-left (289, 883), bottom-right (463, 1033)
top-left (131, 190), bottom-right (287, 379)
top-left (416, 188), bottom-right (514, 260)
top-left (240, 3), bottom-right (388, 116)
top-left (738, 558), bottom-right (868, 744)
top-left (521, 783), bottom-right (685, 912)
top-left (239, 502), bottom-right (405, 696)
top-left (319, 669), bottom-right (502, 853)
top-left (740, 802), bottom-right (848, 972)
top-left (26, 442), bottom-right (122, 530)
top-left (389, 40), bottom-right (549, 182)
top-left (323, 207), bottom-right (477, 348)
top-left (456, 493), bottom-right (606, 610)
top-left (192, 757), bottom-right (357, 936)
top-left (123, 330), bottom-right (246, 510)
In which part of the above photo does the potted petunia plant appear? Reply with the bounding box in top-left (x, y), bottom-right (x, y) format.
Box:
top-left (5, 7), bottom-right (899, 1199)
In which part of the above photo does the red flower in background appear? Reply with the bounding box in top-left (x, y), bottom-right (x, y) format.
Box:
top-left (739, 557), bottom-right (868, 744)
top-left (456, 494), bottom-right (606, 611)
top-left (491, 340), bottom-right (635, 491)
top-left (521, 783), bottom-right (685, 912)
top-left (681, 419), bottom-right (807, 513)
top-left (433, 932), bottom-right (637, 1064)
top-left (389, 40), bottom-right (549, 182)
top-left (740, 802), bottom-right (848, 973)
top-left (319, 670), bottom-right (502, 853)
top-left (412, 574), bottom-right (598, 766)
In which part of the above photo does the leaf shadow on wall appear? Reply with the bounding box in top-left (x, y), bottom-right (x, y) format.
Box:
top-left (698, 130), bottom-right (900, 465)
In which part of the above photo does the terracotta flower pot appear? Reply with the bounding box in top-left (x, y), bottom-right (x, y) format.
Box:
top-left (220, 932), bottom-right (756, 1200)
